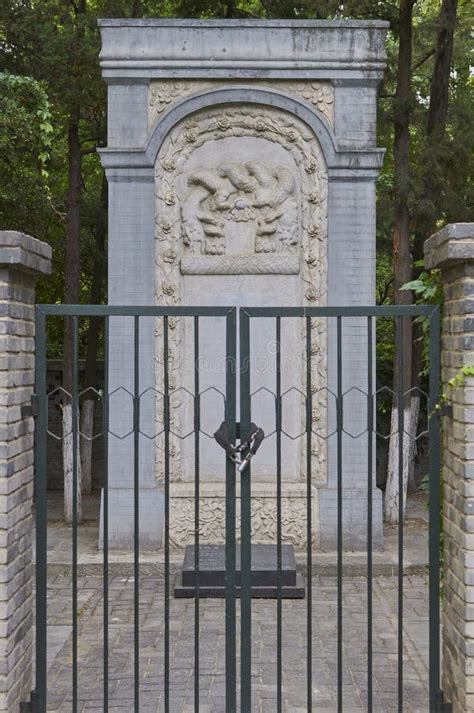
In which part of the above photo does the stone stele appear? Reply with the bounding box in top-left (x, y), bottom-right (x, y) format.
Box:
top-left (98, 19), bottom-right (388, 551)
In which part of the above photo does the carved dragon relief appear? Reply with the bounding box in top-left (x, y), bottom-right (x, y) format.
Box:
top-left (181, 159), bottom-right (298, 257)
top-left (154, 106), bottom-right (328, 490)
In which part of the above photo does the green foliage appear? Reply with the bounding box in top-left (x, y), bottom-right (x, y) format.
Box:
top-left (401, 266), bottom-right (443, 304)
top-left (446, 365), bottom-right (474, 391)
top-left (0, 0), bottom-right (472, 362)
top-left (0, 72), bottom-right (53, 228)
top-left (401, 260), bottom-right (443, 376)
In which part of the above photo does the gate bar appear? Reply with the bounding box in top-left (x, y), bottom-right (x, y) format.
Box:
top-left (35, 305), bottom-right (236, 317)
top-left (133, 316), bottom-right (140, 712)
top-left (164, 316), bottom-right (170, 713)
top-left (240, 309), bottom-right (252, 712)
top-left (225, 308), bottom-right (237, 713)
top-left (72, 317), bottom-right (79, 713)
top-left (34, 308), bottom-right (47, 713)
top-left (276, 317), bottom-right (282, 713)
top-left (239, 305), bottom-right (437, 318)
top-left (336, 316), bottom-right (343, 713)
top-left (103, 316), bottom-right (110, 711)
top-left (397, 316), bottom-right (405, 713)
top-left (306, 316), bottom-right (313, 712)
top-left (367, 316), bottom-right (374, 713)
top-left (194, 317), bottom-right (200, 711)
top-left (429, 308), bottom-right (441, 708)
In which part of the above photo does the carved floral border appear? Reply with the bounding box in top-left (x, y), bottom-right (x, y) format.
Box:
top-left (149, 80), bottom-right (334, 127)
top-left (154, 105), bottom-right (328, 485)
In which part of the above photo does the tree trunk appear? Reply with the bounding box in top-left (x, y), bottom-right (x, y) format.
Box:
top-left (80, 173), bottom-right (107, 493)
top-left (406, 0), bottom-right (458, 505)
top-left (385, 396), bottom-right (419, 523)
top-left (385, 0), bottom-right (415, 524)
top-left (63, 0), bottom-right (86, 524)
top-left (131, 0), bottom-right (141, 17)
top-left (80, 400), bottom-right (94, 494)
top-left (426, 0), bottom-right (457, 138)
top-left (407, 393), bottom-right (420, 493)
top-left (407, 317), bottom-right (424, 493)
top-left (63, 403), bottom-right (82, 525)
top-left (414, 0), bottom-right (458, 260)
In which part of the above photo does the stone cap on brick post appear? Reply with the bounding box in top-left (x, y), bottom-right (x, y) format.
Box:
top-left (0, 231), bottom-right (51, 713)
top-left (0, 230), bottom-right (52, 277)
top-left (424, 222), bottom-right (474, 270)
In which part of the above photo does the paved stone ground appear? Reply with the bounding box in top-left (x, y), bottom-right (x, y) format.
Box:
top-left (42, 493), bottom-right (430, 576)
top-left (41, 571), bottom-right (430, 713)
top-left (36, 494), bottom-right (431, 711)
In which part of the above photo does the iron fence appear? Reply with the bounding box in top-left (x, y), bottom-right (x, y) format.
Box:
top-left (28, 303), bottom-right (450, 712)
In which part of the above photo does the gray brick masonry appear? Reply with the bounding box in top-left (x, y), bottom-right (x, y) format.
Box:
top-left (425, 222), bottom-right (474, 713)
top-left (0, 231), bottom-right (51, 712)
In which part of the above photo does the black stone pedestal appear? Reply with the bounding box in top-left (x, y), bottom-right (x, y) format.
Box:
top-left (174, 544), bottom-right (305, 598)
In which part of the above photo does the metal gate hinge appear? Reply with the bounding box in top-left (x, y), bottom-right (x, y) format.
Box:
top-left (21, 394), bottom-right (38, 419)
top-left (19, 697), bottom-right (33, 712)
top-left (434, 689), bottom-right (453, 712)
top-left (20, 690), bottom-right (37, 712)
top-left (438, 403), bottom-right (453, 418)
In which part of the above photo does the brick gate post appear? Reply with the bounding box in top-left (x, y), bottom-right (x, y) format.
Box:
top-left (425, 223), bottom-right (474, 712)
top-left (0, 232), bottom-right (51, 712)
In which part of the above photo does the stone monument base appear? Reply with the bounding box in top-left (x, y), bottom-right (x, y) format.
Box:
top-left (99, 486), bottom-right (164, 550)
top-left (174, 544), bottom-right (305, 598)
top-left (318, 486), bottom-right (384, 551)
top-left (97, 482), bottom-right (383, 552)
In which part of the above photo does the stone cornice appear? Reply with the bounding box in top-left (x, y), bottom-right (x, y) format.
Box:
top-left (98, 19), bottom-right (388, 80)
top-left (99, 147), bottom-right (385, 175)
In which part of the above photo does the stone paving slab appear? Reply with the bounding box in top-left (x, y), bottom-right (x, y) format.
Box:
top-left (38, 571), bottom-right (430, 712)
top-left (35, 494), bottom-right (431, 711)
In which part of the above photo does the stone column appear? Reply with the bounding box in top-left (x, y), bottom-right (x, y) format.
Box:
top-left (99, 165), bottom-right (162, 550)
top-left (0, 232), bottom-right (51, 712)
top-left (425, 223), bottom-right (474, 713)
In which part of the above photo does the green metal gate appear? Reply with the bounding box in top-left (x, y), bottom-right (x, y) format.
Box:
top-left (29, 303), bottom-right (450, 712)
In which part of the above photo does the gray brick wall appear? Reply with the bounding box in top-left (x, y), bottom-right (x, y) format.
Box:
top-left (0, 231), bottom-right (51, 713)
top-left (425, 222), bottom-right (474, 713)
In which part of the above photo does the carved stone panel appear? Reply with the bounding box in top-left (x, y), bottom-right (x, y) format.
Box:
top-left (154, 104), bottom-right (328, 504)
top-left (182, 160), bottom-right (298, 257)
top-left (169, 483), bottom-right (318, 551)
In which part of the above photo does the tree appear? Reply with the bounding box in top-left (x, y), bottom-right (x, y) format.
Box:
top-left (0, 72), bottom-right (54, 237)
top-left (414, 0), bottom-right (458, 254)
top-left (384, 0), bottom-right (416, 524)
